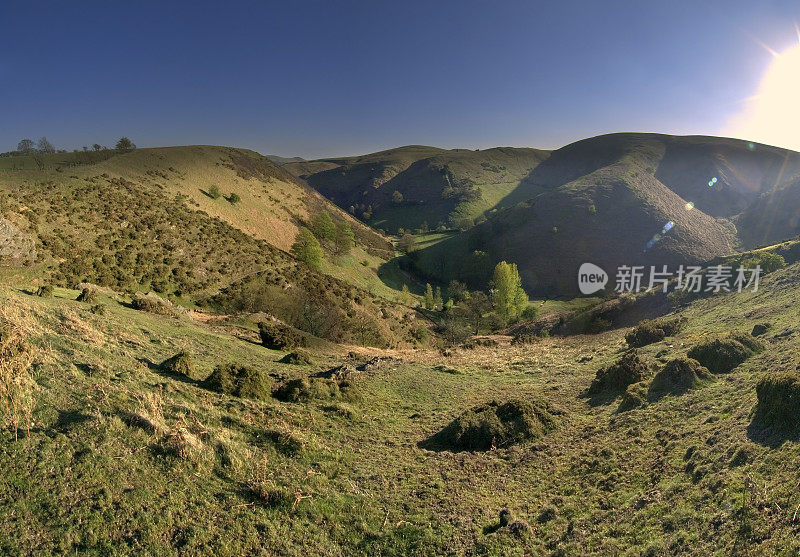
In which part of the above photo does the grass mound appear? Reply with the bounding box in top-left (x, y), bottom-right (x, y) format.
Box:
top-left (625, 316), bottom-right (686, 348)
top-left (422, 399), bottom-right (556, 452)
top-left (277, 351), bottom-right (312, 365)
top-left (258, 322), bottom-right (308, 350)
top-left (272, 377), bottom-right (348, 403)
top-left (618, 382), bottom-right (648, 412)
top-left (648, 358), bottom-right (712, 398)
top-left (587, 350), bottom-right (650, 395)
top-left (201, 364), bottom-right (270, 400)
top-left (159, 351), bottom-right (195, 379)
top-left (687, 334), bottom-right (764, 374)
top-left (752, 372), bottom-right (800, 431)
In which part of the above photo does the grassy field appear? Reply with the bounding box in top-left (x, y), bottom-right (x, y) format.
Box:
top-left (2, 255), bottom-right (800, 554)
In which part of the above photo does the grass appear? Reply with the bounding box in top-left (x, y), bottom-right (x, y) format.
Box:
top-left (1, 255), bottom-right (800, 553)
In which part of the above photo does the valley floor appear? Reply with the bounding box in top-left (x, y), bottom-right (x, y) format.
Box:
top-left (1, 268), bottom-right (800, 555)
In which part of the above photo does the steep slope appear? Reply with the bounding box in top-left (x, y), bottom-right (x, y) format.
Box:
top-left (737, 175), bottom-right (800, 248)
top-left (285, 145), bottom-right (551, 232)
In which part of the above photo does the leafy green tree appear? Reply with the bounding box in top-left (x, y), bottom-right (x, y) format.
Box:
top-left (423, 283), bottom-right (435, 310)
top-left (291, 227), bottom-right (323, 271)
top-left (464, 291), bottom-right (492, 333)
top-left (491, 261), bottom-right (529, 321)
top-left (401, 284), bottom-right (412, 305)
top-left (397, 233), bottom-right (415, 254)
top-left (334, 221), bottom-right (354, 255)
top-left (448, 280), bottom-right (469, 303)
top-left (311, 212), bottom-right (336, 242)
top-left (116, 137), bottom-right (135, 151)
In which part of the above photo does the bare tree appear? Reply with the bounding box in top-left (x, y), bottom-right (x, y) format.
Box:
top-left (16, 139), bottom-right (35, 154)
top-left (36, 137), bottom-right (55, 154)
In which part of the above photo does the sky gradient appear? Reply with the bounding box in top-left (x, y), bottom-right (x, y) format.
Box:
top-left (2, 0), bottom-right (799, 158)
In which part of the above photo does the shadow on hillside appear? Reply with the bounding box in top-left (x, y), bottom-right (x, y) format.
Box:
top-left (137, 357), bottom-right (200, 386)
top-left (745, 421), bottom-right (800, 448)
top-left (580, 389), bottom-right (623, 408)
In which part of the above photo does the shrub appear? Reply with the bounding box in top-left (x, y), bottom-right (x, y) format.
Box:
top-left (272, 377), bottom-right (343, 402)
top-left (618, 382), bottom-right (648, 412)
top-left (752, 372), bottom-right (800, 431)
top-left (278, 351), bottom-right (312, 365)
top-left (258, 321), bottom-right (308, 350)
top-left (588, 350), bottom-right (650, 395)
top-left (625, 316), bottom-right (686, 347)
top-left (202, 364), bottom-right (270, 400)
top-left (687, 334), bottom-right (764, 374)
top-left (421, 399), bottom-right (557, 451)
top-left (131, 292), bottom-right (180, 316)
top-left (228, 192), bottom-right (241, 204)
top-left (648, 358), bottom-right (712, 399)
top-left (751, 323), bottom-right (770, 337)
top-left (159, 351), bottom-right (195, 379)
top-left (208, 184), bottom-right (222, 199)
top-left (35, 285), bottom-right (53, 297)
top-left (76, 287), bottom-right (98, 303)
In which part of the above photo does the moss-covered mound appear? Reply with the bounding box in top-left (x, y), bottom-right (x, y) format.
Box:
top-left (159, 351), bottom-right (195, 379)
top-left (618, 382), bottom-right (649, 412)
top-left (422, 399), bottom-right (556, 452)
top-left (201, 364), bottom-right (270, 400)
top-left (588, 350), bottom-right (650, 395)
top-left (625, 316), bottom-right (686, 348)
top-left (648, 358), bottom-right (712, 399)
top-left (258, 322), bottom-right (308, 350)
top-left (687, 334), bottom-right (764, 374)
top-left (272, 377), bottom-right (345, 403)
top-left (752, 372), bottom-right (800, 431)
top-left (277, 351), bottom-right (312, 365)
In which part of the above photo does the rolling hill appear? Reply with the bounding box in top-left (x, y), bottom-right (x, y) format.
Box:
top-left (284, 145), bottom-right (551, 232)
top-left (405, 134), bottom-right (800, 295)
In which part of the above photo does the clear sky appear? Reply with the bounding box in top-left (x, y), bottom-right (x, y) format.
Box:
top-left (2, 0), bottom-right (799, 158)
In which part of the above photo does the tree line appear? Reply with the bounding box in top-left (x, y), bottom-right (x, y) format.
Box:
top-left (3, 136), bottom-right (136, 157)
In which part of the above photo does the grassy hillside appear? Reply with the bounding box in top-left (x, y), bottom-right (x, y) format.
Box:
top-left (2, 248), bottom-right (800, 553)
top-left (284, 145), bottom-right (551, 233)
top-left (0, 147), bottom-right (418, 347)
top-left (407, 134), bottom-right (800, 295)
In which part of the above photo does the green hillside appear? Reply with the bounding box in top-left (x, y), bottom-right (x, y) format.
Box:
top-left (284, 145), bottom-right (551, 232)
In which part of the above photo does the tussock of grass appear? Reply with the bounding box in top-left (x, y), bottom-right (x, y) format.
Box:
top-left (202, 364), bottom-right (271, 400)
top-left (625, 316), bottom-right (686, 348)
top-left (421, 399), bottom-right (557, 452)
top-left (277, 351), bottom-right (311, 365)
top-left (752, 372), bottom-right (800, 431)
top-left (159, 351), bottom-right (195, 379)
top-left (648, 358), bottom-right (712, 399)
top-left (687, 334), bottom-right (764, 374)
top-left (588, 350), bottom-right (650, 395)
top-left (0, 317), bottom-right (36, 440)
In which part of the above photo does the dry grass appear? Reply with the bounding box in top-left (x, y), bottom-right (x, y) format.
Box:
top-left (0, 311), bottom-right (37, 440)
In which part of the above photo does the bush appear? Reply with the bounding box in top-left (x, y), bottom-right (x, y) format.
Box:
top-left (752, 372), bottom-right (800, 431)
top-left (76, 287), bottom-right (98, 303)
top-left (618, 382), bottom-right (648, 412)
top-left (751, 323), bottom-right (770, 337)
top-left (35, 285), bottom-right (53, 297)
top-left (421, 399), bottom-right (557, 451)
top-left (258, 321), bottom-right (308, 350)
top-left (625, 316), bottom-right (686, 347)
top-left (228, 192), bottom-right (241, 204)
top-left (687, 334), bottom-right (764, 374)
top-left (648, 358), bottom-right (712, 399)
top-left (131, 292), bottom-right (180, 316)
top-left (159, 351), bottom-right (195, 379)
top-left (588, 350), bottom-right (650, 395)
top-left (272, 377), bottom-right (345, 403)
top-left (202, 364), bottom-right (270, 400)
top-left (208, 184), bottom-right (222, 199)
top-left (278, 351), bottom-right (312, 365)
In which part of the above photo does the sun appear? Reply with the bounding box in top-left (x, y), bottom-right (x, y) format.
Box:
top-left (724, 37), bottom-right (800, 151)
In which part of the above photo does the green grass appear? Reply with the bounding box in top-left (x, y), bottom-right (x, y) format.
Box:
top-left (3, 258), bottom-right (800, 553)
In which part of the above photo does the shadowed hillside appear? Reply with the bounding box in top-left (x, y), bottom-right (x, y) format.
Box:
top-left (285, 145), bottom-right (551, 232)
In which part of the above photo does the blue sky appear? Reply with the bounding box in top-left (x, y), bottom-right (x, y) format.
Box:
top-left (2, 0), bottom-right (799, 158)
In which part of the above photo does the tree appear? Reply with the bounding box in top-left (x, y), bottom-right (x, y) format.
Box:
top-left (434, 286), bottom-right (443, 309)
top-left (464, 291), bottom-right (492, 333)
top-left (491, 261), bottom-right (529, 321)
top-left (291, 227), bottom-right (323, 271)
top-left (423, 283), bottom-right (435, 310)
top-left (392, 190), bottom-right (404, 204)
top-left (401, 284), bottom-right (412, 305)
top-left (334, 221), bottom-right (354, 255)
top-left (36, 137), bottom-right (55, 154)
top-left (397, 233), bottom-right (415, 254)
top-left (16, 139), bottom-right (35, 154)
top-left (208, 184), bottom-right (221, 199)
top-left (448, 280), bottom-right (469, 303)
top-left (115, 137), bottom-right (135, 151)
top-left (311, 212), bottom-right (336, 242)
top-left (92, 144), bottom-right (102, 151)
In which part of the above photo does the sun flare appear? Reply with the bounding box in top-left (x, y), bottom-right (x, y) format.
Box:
top-left (724, 39), bottom-right (800, 151)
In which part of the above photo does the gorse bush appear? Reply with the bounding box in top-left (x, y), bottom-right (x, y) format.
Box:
top-left (752, 372), bottom-right (800, 431)
top-left (625, 316), bottom-right (686, 347)
top-left (687, 334), bottom-right (764, 374)
top-left (202, 364), bottom-right (270, 400)
top-left (648, 358), bottom-right (712, 399)
top-left (258, 321), bottom-right (308, 350)
top-left (159, 351), bottom-right (195, 379)
top-left (588, 350), bottom-right (650, 395)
